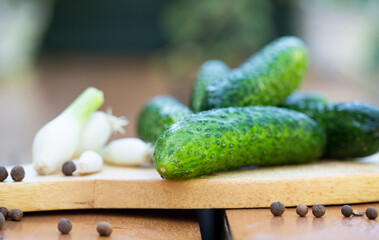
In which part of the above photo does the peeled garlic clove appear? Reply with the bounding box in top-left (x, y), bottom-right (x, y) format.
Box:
top-left (73, 150), bottom-right (103, 175)
top-left (102, 138), bottom-right (153, 166)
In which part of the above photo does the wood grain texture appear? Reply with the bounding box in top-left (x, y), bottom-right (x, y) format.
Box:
top-left (0, 155), bottom-right (378, 211)
top-left (0, 209), bottom-right (201, 240)
top-left (225, 203), bottom-right (379, 240)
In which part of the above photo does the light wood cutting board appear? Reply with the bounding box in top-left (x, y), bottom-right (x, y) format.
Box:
top-left (1, 154), bottom-right (378, 212)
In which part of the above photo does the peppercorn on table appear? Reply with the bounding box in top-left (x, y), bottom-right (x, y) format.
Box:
top-left (225, 203), bottom-right (379, 240)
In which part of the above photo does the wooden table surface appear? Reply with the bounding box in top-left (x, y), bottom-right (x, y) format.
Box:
top-left (1, 209), bottom-right (201, 240)
top-left (226, 203), bottom-right (379, 240)
top-left (1, 161), bottom-right (378, 212)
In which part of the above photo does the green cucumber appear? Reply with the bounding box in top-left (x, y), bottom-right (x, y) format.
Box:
top-left (200, 36), bottom-right (308, 110)
top-left (283, 92), bottom-right (379, 158)
top-left (283, 91), bottom-right (329, 106)
top-left (190, 60), bottom-right (230, 113)
top-left (153, 106), bottom-right (325, 180)
top-left (137, 96), bottom-right (193, 144)
top-left (282, 91), bottom-right (329, 118)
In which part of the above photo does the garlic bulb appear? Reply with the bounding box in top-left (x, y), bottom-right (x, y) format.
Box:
top-left (74, 111), bottom-right (128, 156)
top-left (33, 87), bottom-right (104, 175)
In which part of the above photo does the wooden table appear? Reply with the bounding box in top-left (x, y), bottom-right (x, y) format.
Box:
top-left (1, 209), bottom-right (201, 240)
top-left (225, 203), bottom-right (379, 240)
top-left (2, 204), bottom-right (378, 240)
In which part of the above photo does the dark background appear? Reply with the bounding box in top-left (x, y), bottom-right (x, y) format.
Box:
top-left (42, 0), bottom-right (171, 53)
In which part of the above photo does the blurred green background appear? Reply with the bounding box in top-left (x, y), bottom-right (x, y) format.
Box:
top-left (40, 0), bottom-right (293, 75)
top-left (1, 0), bottom-right (378, 87)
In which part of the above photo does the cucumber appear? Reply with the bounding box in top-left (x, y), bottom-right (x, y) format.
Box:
top-left (282, 91), bottom-right (329, 118)
top-left (137, 96), bottom-right (193, 144)
top-left (283, 92), bottom-right (379, 158)
top-left (190, 60), bottom-right (230, 113)
top-left (200, 36), bottom-right (308, 110)
top-left (283, 91), bottom-right (329, 106)
top-left (153, 106), bottom-right (326, 180)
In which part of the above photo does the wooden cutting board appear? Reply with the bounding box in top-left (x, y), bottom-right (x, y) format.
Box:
top-left (1, 154), bottom-right (378, 212)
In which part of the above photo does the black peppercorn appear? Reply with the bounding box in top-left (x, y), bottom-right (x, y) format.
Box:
top-left (0, 207), bottom-right (9, 219)
top-left (11, 165), bottom-right (25, 182)
top-left (0, 166), bottom-right (8, 181)
top-left (0, 213), bottom-right (4, 230)
top-left (312, 204), bottom-right (325, 218)
top-left (62, 161), bottom-right (76, 176)
top-left (9, 209), bottom-right (23, 221)
top-left (97, 221), bottom-right (112, 236)
top-left (270, 201), bottom-right (285, 216)
top-left (296, 204), bottom-right (308, 217)
top-left (365, 207), bottom-right (378, 220)
top-left (341, 205), bottom-right (353, 217)
top-left (58, 218), bottom-right (72, 234)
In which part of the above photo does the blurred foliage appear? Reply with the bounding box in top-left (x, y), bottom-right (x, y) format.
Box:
top-left (153, 0), bottom-right (287, 78)
top-left (0, 0), bottom-right (52, 82)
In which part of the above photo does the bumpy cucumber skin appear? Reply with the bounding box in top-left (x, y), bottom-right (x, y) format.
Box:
top-left (154, 106), bottom-right (326, 180)
top-left (322, 102), bottom-right (379, 158)
top-left (200, 36), bottom-right (308, 110)
top-left (137, 96), bottom-right (193, 144)
top-left (283, 93), bottom-right (379, 159)
top-left (283, 91), bottom-right (329, 106)
top-left (282, 91), bottom-right (329, 118)
top-left (190, 60), bottom-right (230, 113)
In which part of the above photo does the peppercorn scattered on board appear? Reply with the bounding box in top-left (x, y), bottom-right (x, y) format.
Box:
top-left (0, 154), bottom-right (378, 212)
